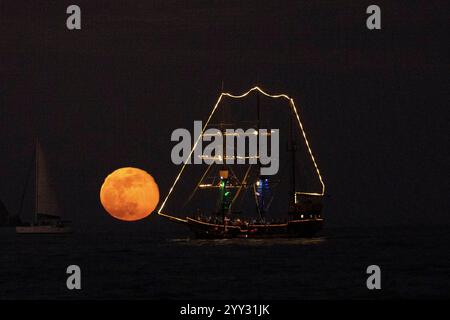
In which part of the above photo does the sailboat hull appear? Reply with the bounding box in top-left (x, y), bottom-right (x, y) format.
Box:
top-left (16, 225), bottom-right (72, 234)
top-left (186, 217), bottom-right (324, 239)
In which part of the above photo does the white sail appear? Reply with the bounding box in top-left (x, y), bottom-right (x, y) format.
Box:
top-left (36, 141), bottom-right (59, 217)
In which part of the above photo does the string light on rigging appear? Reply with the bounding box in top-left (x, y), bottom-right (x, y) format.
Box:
top-left (158, 86), bottom-right (325, 220)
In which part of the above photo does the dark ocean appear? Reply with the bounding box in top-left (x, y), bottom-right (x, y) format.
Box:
top-left (1, 225), bottom-right (449, 299)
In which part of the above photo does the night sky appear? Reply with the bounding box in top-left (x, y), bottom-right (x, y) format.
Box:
top-left (0, 1), bottom-right (448, 230)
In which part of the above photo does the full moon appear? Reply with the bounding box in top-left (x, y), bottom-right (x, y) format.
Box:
top-left (100, 167), bottom-right (160, 221)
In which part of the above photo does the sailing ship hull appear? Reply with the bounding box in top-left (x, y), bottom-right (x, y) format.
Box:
top-left (16, 225), bottom-right (72, 234)
top-left (186, 217), bottom-right (323, 239)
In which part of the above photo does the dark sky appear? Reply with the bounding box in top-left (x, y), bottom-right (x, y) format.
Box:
top-left (0, 1), bottom-right (448, 229)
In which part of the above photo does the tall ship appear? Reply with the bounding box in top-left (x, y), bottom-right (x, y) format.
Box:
top-left (15, 140), bottom-right (72, 234)
top-left (158, 86), bottom-right (325, 239)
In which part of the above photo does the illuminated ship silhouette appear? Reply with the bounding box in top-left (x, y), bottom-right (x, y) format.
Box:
top-left (158, 86), bottom-right (325, 239)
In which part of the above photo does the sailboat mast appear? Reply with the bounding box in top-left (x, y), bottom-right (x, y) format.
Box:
top-left (18, 148), bottom-right (34, 220)
top-left (34, 139), bottom-right (38, 223)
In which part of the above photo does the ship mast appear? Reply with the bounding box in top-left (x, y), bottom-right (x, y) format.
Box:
top-left (255, 89), bottom-right (265, 220)
top-left (35, 138), bottom-right (39, 224)
top-left (18, 145), bottom-right (35, 221)
top-left (290, 115), bottom-right (296, 206)
top-left (219, 81), bottom-right (229, 225)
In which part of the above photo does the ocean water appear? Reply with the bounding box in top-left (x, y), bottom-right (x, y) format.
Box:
top-left (0, 225), bottom-right (449, 299)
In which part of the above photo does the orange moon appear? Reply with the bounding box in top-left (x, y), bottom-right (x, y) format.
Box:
top-left (100, 167), bottom-right (159, 221)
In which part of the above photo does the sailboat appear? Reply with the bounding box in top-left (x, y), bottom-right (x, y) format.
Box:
top-left (158, 86), bottom-right (325, 239)
top-left (16, 140), bottom-right (72, 234)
